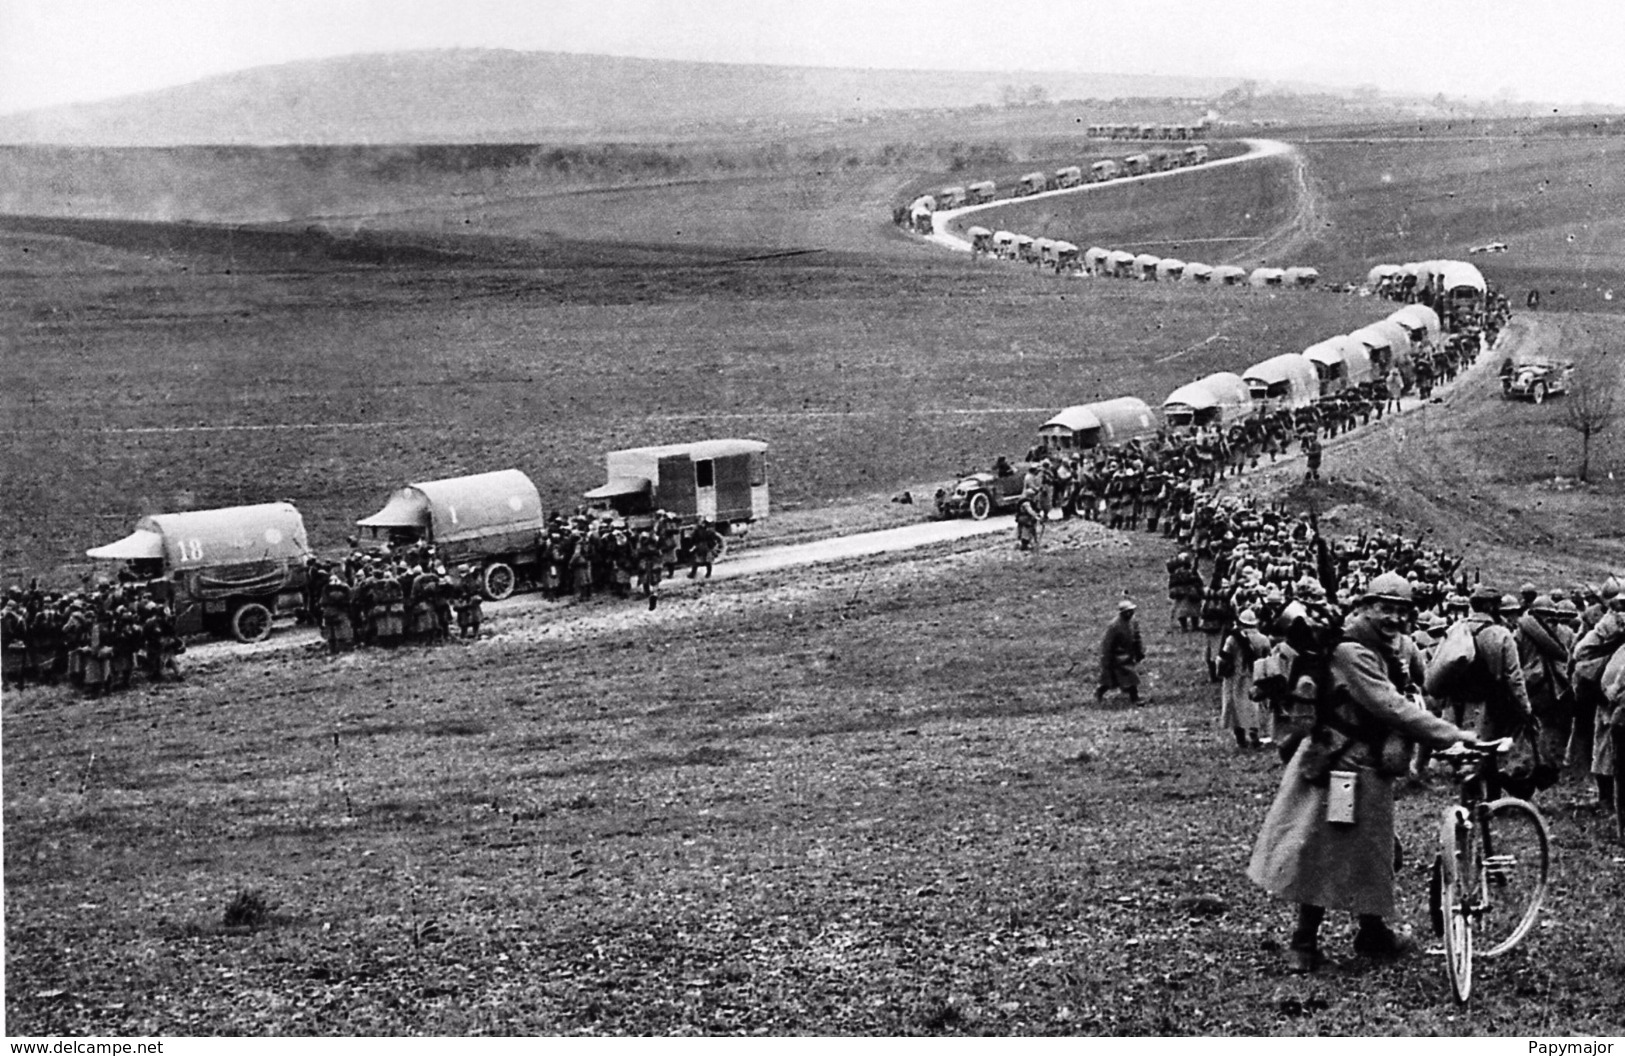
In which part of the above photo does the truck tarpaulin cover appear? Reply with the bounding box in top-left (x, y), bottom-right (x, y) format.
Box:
top-left (1164, 372), bottom-right (1250, 413)
top-left (88, 502), bottom-right (310, 571)
top-left (358, 469), bottom-right (544, 545)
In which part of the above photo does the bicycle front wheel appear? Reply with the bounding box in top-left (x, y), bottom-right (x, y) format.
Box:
top-left (1477, 798), bottom-right (1551, 958)
top-left (1439, 806), bottom-right (1476, 1003)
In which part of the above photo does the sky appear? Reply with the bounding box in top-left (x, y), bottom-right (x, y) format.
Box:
top-left (4, 0), bottom-right (1625, 114)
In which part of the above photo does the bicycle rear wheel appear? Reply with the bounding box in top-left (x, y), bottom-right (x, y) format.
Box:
top-left (1477, 798), bottom-right (1551, 958)
top-left (1439, 806), bottom-right (1476, 1003)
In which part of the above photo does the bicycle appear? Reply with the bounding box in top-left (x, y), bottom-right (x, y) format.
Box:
top-left (1428, 737), bottom-right (1551, 1003)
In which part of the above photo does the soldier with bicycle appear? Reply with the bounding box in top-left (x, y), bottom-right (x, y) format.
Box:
top-left (1248, 572), bottom-right (1478, 973)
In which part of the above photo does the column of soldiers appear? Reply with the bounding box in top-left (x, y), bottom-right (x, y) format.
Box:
top-left (1374, 277), bottom-right (1513, 355)
top-left (311, 554), bottom-right (480, 656)
top-left (1160, 489), bottom-right (1625, 836)
top-left (314, 511), bottom-right (726, 653)
top-left (529, 511), bottom-right (721, 607)
top-left (1, 581), bottom-right (182, 695)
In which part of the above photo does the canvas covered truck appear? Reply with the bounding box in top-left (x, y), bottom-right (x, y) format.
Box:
top-left (1347, 320), bottom-right (1412, 383)
top-left (86, 502), bottom-right (312, 642)
top-left (1302, 336), bottom-right (1375, 397)
top-left (357, 469), bottom-right (547, 600)
top-left (1054, 165), bottom-right (1083, 188)
top-left (966, 180), bottom-right (997, 204)
top-left (1106, 250), bottom-right (1137, 277)
top-left (1091, 159), bottom-right (1121, 182)
top-left (1037, 397), bottom-right (1158, 455)
top-left (1018, 171), bottom-right (1049, 196)
top-left (1243, 354), bottom-right (1320, 417)
top-left (1388, 304), bottom-right (1442, 351)
top-left (583, 438), bottom-right (768, 557)
top-left (1161, 372), bottom-right (1255, 433)
top-left (1155, 258), bottom-right (1187, 281)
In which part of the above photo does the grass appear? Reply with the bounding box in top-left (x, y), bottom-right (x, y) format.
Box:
top-left (946, 150), bottom-right (1300, 265)
top-left (0, 208), bottom-right (1381, 582)
top-left (5, 522), bottom-right (1622, 1034)
top-left (5, 117), bottom-right (1625, 1036)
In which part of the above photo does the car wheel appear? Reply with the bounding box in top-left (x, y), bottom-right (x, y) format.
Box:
top-left (231, 602), bottom-right (274, 643)
top-left (481, 562), bottom-right (516, 601)
top-left (1531, 382), bottom-right (1546, 404)
top-left (968, 492), bottom-right (992, 520)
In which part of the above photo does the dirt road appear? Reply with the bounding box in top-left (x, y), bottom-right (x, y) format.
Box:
top-left (186, 313), bottom-right (1516, 672)
top-left (926, 138), bottom-right (1296, 252)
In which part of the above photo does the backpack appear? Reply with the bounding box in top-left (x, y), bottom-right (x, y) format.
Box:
top-left (1424, 619), bottom-right (1479, 698)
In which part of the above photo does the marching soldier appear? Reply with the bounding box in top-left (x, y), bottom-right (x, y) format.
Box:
top-left (687, 519), bottom-right (722, 580)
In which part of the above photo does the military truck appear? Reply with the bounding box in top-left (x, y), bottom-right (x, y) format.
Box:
top-left (86, 502), bottom-right (312, 642)
top-left (356, 469), bottom-right (547, 600)
top-left (583, 439), bottom-right (769, 557)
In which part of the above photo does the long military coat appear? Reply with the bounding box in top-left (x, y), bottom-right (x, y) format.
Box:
top-left (1248, 617), bottom-right (1468, 917)
top-left (1097, 614), bottom-right (1145, 691)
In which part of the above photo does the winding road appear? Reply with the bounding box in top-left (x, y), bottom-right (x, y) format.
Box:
top-left (181, 134), bottom-right (1509, 667)
top-left (926, 137), bottom-right (1298, 254)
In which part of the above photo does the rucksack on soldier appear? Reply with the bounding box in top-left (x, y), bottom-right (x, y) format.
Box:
top-left (1424, 619), bottom-right (1478, 697)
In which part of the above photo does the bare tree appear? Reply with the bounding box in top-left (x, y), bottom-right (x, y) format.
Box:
top-left (1558, 349), bottom-right (1619, 482)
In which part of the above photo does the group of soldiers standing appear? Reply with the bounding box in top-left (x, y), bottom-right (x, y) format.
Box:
top-left (307, 551), bottom-right (484, 655)
top-left (524, 512), bottom-right (723, 605)
top-left (312, 511), bottom-right (727, 653)
top-left (1, 580), bottom-right (182, 695)
top-left (1165, 492), bottom-right (1625, 834)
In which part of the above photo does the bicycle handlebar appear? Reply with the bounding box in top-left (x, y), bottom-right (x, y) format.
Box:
top-left (1439, 736), bottom-right (1515, 759)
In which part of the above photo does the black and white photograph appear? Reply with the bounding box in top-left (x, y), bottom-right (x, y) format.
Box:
top-left (3, 0), bottom-right (1624, 1038)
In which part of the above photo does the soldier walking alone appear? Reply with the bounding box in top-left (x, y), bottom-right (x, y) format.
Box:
top-left (1095, 599), bottom-right (1146, 706)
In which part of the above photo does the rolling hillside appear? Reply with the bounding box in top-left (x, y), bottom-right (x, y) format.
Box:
top-left (0, 49), bottom-right (1240, 147)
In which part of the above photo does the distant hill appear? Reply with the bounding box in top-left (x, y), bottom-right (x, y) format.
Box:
top-left (0, 49), bottom-right (1245, 146)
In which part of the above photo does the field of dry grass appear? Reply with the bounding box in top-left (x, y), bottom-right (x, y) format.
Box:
top-left (4, 117), bottom-right (1625, 1036)
top-left (0, 202), bottom-right (1383, 582)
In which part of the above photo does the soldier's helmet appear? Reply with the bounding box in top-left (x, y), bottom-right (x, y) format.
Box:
top-left (1360, 571), bottom-right (1414, 608)
top-left (1117, 598), bottom-right (1138, 613)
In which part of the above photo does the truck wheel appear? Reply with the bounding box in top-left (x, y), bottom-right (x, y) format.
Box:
top-left (481, 562), bottom-right (516, 601)
top-left (1531, 382), bottom-right (1546, 404)
top-left (231, 602), bottom-right (273, 643)
top-left (968, 492), bottom-right (992, 520)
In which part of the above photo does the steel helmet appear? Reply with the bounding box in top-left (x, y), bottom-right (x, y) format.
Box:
top-left (1360, 571), bottom-right (1414, 607)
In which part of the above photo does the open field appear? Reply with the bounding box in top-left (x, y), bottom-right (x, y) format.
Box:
top-left (5, 513), bottom-right (1623, 1035)
top-left (0, 206), bottom-right (1384, 582)
top-left (5, 120), bottom-right (1625, 1036)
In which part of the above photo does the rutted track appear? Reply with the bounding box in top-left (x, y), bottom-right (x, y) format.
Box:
top-left (926, 138), bottom-right (1297, 253)
top-left (177, 134), bottom-right (1512, 672)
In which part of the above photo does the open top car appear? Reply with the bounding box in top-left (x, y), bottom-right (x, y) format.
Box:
top-left (935, 458), bottom-right (1034, 520)
top-left (1502, 357), bottom-right (1574, 403)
